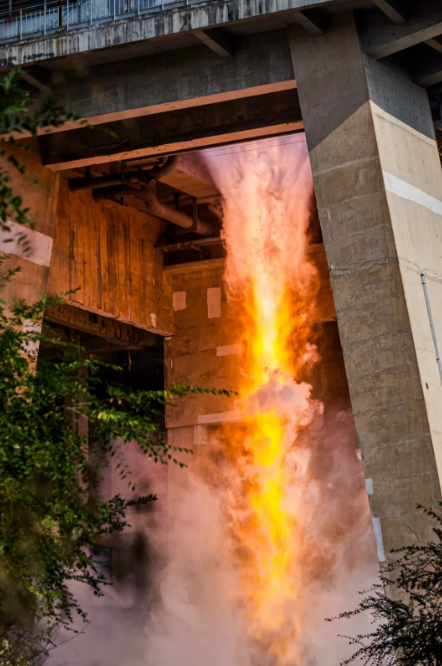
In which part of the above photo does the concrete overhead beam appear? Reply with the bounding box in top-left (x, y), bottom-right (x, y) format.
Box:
top-left (291, 9), bottom-right (328, 36)
top-left (426, 36), bottom-right (442, 55)
top-left (193, 27), bottom-right (235, 58)
top-left (39, 89), bottom-right (304, 171)
top-left (20, 66), bottom-right (52, 95)
top-left (413, 47), bottom-right (442, 87)
top-left (0, 0), bottom-right (338, 68)
top-left (370, 0), bottom-right (408, 24)
top-left (41, 31), bottom-right (296, 128)
top-left (360, 0), bottom-right (442, 59)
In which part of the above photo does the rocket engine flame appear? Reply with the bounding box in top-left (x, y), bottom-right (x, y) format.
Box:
top-left (206, 135), bottom-right (323, 663)
top-left (49, 136), bottom-right (378, 666)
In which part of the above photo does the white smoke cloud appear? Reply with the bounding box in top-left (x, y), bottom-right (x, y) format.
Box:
top-left (50, 417), bottom-right (378, 666)
top-left (144, 474), bottom-right (252, 666)
top-left (50, 137), bottom-right (379, 666)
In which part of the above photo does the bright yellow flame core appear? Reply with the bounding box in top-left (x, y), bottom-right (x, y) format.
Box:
top-left (213, 138), bottom-right (320, 663)
top-left (240, 288), bottom-right (305, 648)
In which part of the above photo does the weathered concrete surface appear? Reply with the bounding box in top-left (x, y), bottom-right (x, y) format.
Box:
top-left (45, 31), bottom-right (296, 126)
top-left (289, 13), bottom-right (442, 554)
top-left (360, 0), bottom-right (442, 60)
top-left (165, 244), bottom-right (336, 430)
top-left (0, 0), bottom-right (338, 67)
top-left (0, 144), bottom-right (59, 307)
top-left (47, 179), bottom-right (174, 334)
top-left (164, 261), bottom-right (239, 430)
top-left (40, 89), bottom-right (303, 170)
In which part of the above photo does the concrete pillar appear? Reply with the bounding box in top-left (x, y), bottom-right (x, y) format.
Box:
top-left (0, 144), bottom-right (59, 312)
top-left (289, 13), bottom-right (442, 554)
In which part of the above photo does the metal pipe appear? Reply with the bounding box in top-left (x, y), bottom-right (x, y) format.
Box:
top-left (133, 183), bottom-right (215, 236)
top-left (200, 202), bottom-right (223, 223)
top-left (157, 237), bottom-right (224, 251)
top-left (69, 156), bottom-right (178, 192)
top-left (421, 272), bottom-right (442, 387)
top-left (93, 185), bottom-right (130, 201)
top-left (94, 182), bottom-right (215, 236)
top-left (70, 173), bottom-right (128, 192)
top-left (151, 155), bottom-right (178, 179)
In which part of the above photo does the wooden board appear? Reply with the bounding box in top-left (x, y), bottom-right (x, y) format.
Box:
top-left (47, 179), bottom-right (174, 335)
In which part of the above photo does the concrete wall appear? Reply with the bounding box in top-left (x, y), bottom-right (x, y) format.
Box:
top-left (47, 31), bottom-right (296, 126)
top-left (289, 12), bottom-right (442, 553)
top-left (164, 260), bottom-right (237, 444)
top-left (0, 144), bottom-right (59, 307)
top-left (47, 179), bottom-right (174, 334)
top-left (365, 57), bottom-right (442, 486)
top-left (164, 245), bottom-right (336, 453)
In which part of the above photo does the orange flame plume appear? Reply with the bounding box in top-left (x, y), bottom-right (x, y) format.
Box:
top-left (206, 136), bottom-right (322, 664)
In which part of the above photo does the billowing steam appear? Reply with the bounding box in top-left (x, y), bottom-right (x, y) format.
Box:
top-left (198, 136), bottom-right (378, 664)
top-left (51, 137), bottom-right (378, 666)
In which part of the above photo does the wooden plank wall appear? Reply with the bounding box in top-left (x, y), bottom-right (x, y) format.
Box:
top-left (47, 179), bottom-right (174, 335)
top-left (0, 143), bottom-right (60, 306)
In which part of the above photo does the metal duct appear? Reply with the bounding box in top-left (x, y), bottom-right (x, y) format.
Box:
top-left (69, 156), bottom-right (178, 193)
top-left (93, 180), bottom-right (216, 237)
top-left (70, 173), bottom-right (126, 192)
top-left (151, 155), bottom-right (178, 179)
top-left (157, 237), bottom-right (225, 251)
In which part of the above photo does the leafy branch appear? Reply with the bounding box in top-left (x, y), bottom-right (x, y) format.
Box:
top-left (329, 504), bottom-right (442, 666)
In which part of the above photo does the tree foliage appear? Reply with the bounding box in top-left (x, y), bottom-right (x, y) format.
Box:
top-left (0, 69), bottom-right (233, 664)
top-left (331, 505), bottom-right (442, 666)
top-left (0, 69), bottom-right (76, 242)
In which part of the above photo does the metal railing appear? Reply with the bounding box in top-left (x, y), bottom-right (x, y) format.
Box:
top-left (0, 0), bottom-right (185, 42)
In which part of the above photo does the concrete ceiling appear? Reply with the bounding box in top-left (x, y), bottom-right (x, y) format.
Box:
top-left (1, 0), bottom-right (439, 90)
top-left (2, 0), bottom-right (442, 172)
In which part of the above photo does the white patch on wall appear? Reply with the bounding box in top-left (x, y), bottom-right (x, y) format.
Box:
top-left (365, 478), bottom-right (374, 495)
top-left (0, 220), bottom-right (53, 267)
top-left (372, 517), bottom-right (386, 562)
top-left (150, 313), bottom-right (157, 327)
top-left (207, 287), bottom-right (221, 319)
top-left (173, 291), bottom-right (186, 311)
top-left (194, 425), bottom-right (208, 445)
top-left (216, 344), bottom-right (241, 357)
top-left (22, 319), bottom-right (42, 358)
top-left (198, 410), bottom-right (241, 425)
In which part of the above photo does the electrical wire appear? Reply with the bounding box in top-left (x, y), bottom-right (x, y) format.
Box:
top-left (200, 135), bottom-right (307, 159)
top-left (123, 134), bottom-right (306, 167)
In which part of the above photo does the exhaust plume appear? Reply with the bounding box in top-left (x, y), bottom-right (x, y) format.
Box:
top-left (51, 136), bottom-right (378, 666)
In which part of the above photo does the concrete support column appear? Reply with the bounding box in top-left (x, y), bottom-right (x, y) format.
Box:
top-left (289, 13), bottom-right (442, 554)
top-left (0, 145), bottom-right (59, 312)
